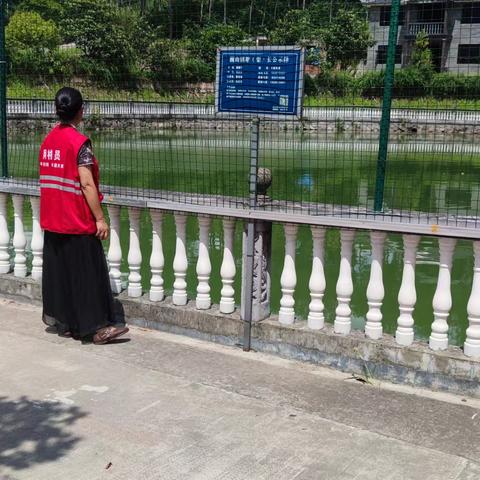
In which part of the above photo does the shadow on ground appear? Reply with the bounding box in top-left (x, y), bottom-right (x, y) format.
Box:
top-left (0, 396), bottom-right (87, 471)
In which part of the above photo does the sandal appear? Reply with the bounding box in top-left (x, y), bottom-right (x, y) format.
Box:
top-left (93, 326), bottom-right (129, 345)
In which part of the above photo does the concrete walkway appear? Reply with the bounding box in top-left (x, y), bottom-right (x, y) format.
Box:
top-left (1, 299), bottom-right (479, 480)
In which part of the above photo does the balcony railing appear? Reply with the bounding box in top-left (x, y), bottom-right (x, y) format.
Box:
top-left (408, 22), bottom-right (446, 37)
top-left (1, 188), bottom-right (480, 359)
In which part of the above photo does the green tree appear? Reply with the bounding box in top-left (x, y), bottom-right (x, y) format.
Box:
top-left (269, 9), bottom-right (319, 45)
top-left (148, 39), bottom-right (211, 84)
top-left (6, 10), bottom-right (59, 51)
top-left (187, 23), bottom-right (248, 66)
top-left (410, 30), bottom-right (434, 77)
top-left (321, 9), bottom-right (373, 70)
top-left (15, 0), bottom-right (64, 22)
top-left (6, 11), bottom-right (61, 76)
top-left (61, 0), bottom-right (146, 83)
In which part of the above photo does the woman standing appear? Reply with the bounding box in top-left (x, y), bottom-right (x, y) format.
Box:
top-left (39, 87), bottom-right (128, 344)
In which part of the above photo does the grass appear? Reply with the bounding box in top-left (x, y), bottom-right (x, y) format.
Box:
top-left (7, 80), bottom-right (480, 109)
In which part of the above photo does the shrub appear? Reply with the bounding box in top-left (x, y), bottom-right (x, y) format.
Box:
top-left (6, 11), bottom-right (61, 76)
top-left (311, 70), bottom-right (357, 97)
top-left (410, 31), bottom-right (434, 80)
top-left (357, 71), bottom-right (384, 97)
top-left (394, 67), bottom-right (430, 98)
top-left (430, 73), bottom-right (480, 99)
top-left (50, 47), bottom-right (89, 78)
top-left (6, 11), bottom-right (60, 51)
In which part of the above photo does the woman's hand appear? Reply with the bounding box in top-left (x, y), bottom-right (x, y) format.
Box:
top-left (96, 218), bottom-right (109, 240)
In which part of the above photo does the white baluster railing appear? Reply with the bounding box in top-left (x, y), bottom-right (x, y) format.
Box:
top-left (334, 229), bottom-right (355, 335)
top-left (127, 207), bottom-right (142, 298)
top-left (150, 210), bottom-right (165, 302)
top-left (308, 226), bottom-right (326, 330)
top-left (1, 191), bottom-right (480, 362)
top-left (196, 216), bottom-right (212, 310)
top-left (365, 231), bottom-right (386, 340)
top-left (173, 213), bottom-right (188, 306)
top-left (29, 197), bottom-right (43, 281)
top-left (107, 205), bottom-right (123, 294)
top-left (429, 238), bottom-right (456, 351)
top-left (220, 218), bottom-right (236, 314)
top-left (279, 223), bottom-right (298, 325)
top-left (396, 235), bottom-right (420, 346)
top-left (465, 241), bottom-right (480, 358)
top-left (0, 193), bottom-right (10, 274)
top-left (12, 195), bottom-right (27, 278)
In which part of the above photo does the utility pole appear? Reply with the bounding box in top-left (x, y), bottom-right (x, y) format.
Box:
top-left (0, 0), bottom-right (8, 178)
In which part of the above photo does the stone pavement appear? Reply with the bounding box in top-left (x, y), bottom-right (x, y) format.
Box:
top-left (1, 299), bottom-right (479, 480)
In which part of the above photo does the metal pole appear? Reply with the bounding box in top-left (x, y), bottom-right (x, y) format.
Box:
top-left (374, 0), bottom-right (401, 212)
top-left (243, 118), bottom-right (260, 352)
top-left (0, 0), bottom-right (8, 178)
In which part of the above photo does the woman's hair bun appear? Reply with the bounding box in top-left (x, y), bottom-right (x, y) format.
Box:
top-left (55, 87), bottom-right (83, 122)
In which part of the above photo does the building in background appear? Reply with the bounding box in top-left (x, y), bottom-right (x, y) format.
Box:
top-left (361, 0), bottom-right (480, 72)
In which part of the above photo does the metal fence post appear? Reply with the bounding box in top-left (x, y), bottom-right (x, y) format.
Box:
top-left (243, 118), bottom-right (260, 352)
top-left (0, 0), bottom-right (8, 178)
top-left (374, 0), bottom-right (401, 212)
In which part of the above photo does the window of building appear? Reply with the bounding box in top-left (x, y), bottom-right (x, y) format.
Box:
top-left (458, 44), bottom-right (480, 64)
top-left (379, 6), bottom-right (405, 26)
top-left (376, 45), bottom-right (403, 65)
top-left (461, 3), bottom-right (480, 24)
top-left (416, 3), bottom-right (445, 23)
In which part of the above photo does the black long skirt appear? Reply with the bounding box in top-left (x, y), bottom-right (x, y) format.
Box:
top-left (42, 231), bottom-right (116, 339)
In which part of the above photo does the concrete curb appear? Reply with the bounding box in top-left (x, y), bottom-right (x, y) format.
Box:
top-left (1, 273), bottom-right (479, 397)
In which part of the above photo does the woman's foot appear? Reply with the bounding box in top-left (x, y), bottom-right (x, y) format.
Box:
top-left (93, 325), bottom-right (129, 345)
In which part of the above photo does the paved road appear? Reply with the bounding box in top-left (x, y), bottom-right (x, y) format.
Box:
top-left (1, 298), bottom-right (480, 480)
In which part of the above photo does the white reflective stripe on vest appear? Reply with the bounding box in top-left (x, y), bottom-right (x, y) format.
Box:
top-left (40, 175), bottom-right (81, 188)
top-left (40, 183), bottom-right (83, 196)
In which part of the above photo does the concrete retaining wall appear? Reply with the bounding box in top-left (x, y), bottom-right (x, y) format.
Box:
top-left (1, 273), bottom-right (479, 397)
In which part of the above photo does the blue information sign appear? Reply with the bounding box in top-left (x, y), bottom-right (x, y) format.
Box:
top-left (215, 46), bottom-right (304, 118)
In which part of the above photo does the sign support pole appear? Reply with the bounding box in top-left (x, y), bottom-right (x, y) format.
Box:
top-left (243, 117), bottom-right (260, 352)
top-left (0, 0), bottom-right (8, 178)
top-left (374, 0), bottom-right (400, 212)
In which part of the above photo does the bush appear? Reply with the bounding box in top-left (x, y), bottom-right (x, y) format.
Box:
top-left (430, 73), bottom-right (480, 99)
top-left (50, 47), bottom-right (90, 78)
top-left (6, 11), bottom-right (61, 76)
top-left (6, 11), bottom-right (60, 51)
top-left (357, 68), bottom-right (429, 98)
top-left (305, 70), bottom-right (357, 97)
top-left (357, 71), bottom-right (384, 97)
top-left (394, 67), bottom-right (430, 98)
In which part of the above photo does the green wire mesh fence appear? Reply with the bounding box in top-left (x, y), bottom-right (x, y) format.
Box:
top-left (2, 0), bottom-right (480, 229)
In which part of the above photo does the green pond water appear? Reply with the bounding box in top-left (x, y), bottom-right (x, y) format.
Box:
top-left (7, 129), bottom-right (480, 346)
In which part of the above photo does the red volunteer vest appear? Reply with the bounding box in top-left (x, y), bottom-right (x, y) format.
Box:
top-left (39, 124), bottom-right (102, 235)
